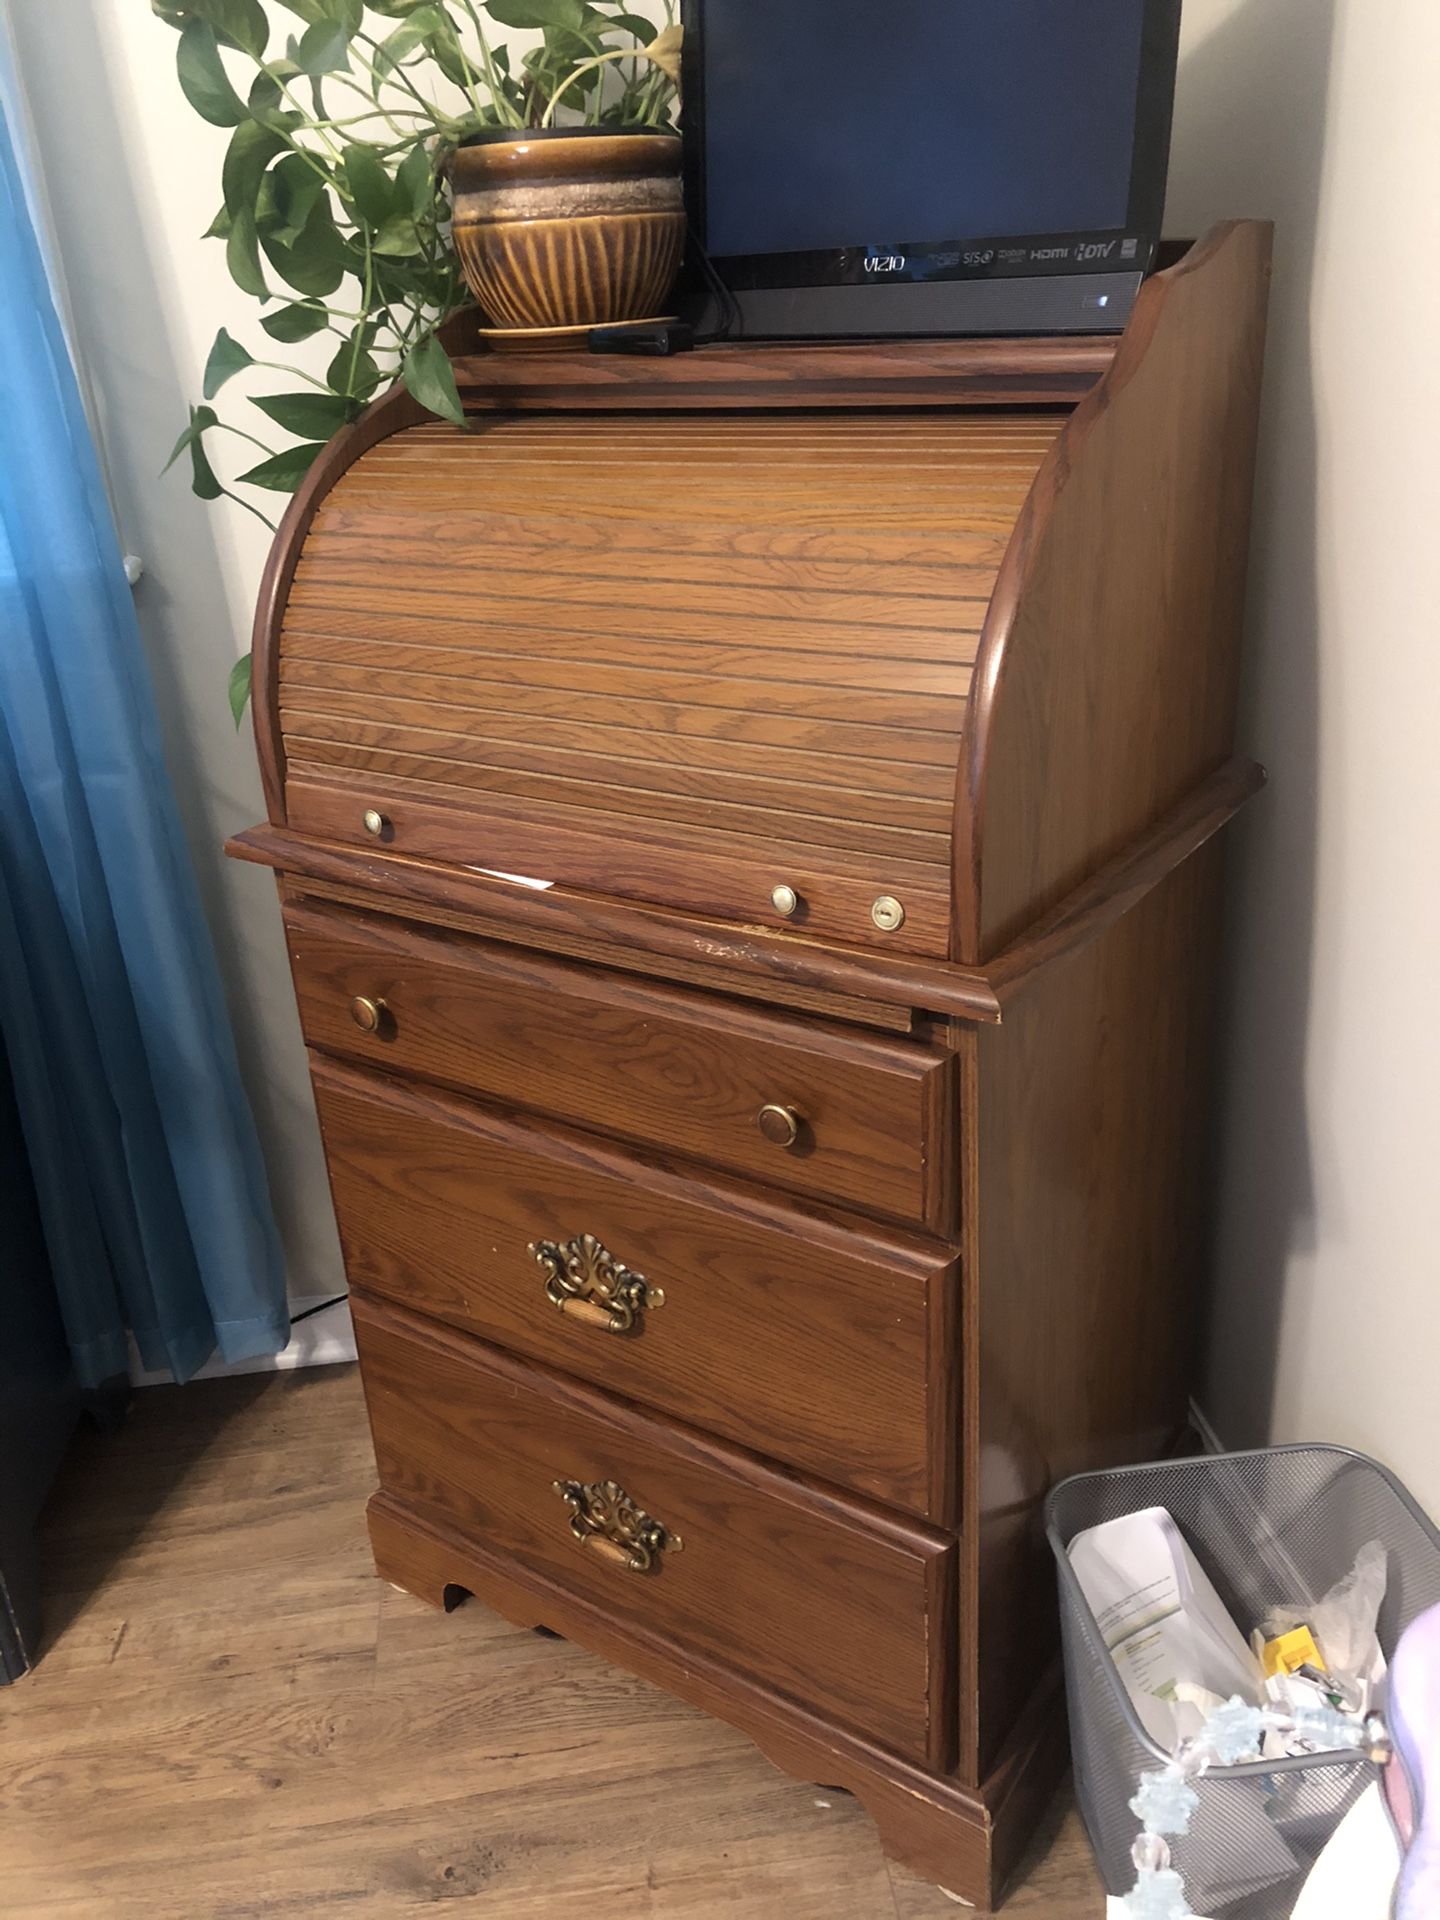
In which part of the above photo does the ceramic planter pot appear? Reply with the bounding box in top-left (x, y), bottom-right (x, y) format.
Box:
top-left (447, 128), bottom-right (686, 349)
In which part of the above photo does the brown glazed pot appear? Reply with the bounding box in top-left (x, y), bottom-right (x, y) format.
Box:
top-left (447, 128), bottom-right (686, 345)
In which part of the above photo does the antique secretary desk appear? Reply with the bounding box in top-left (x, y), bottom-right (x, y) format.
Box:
top-left (230, 222), bottom-right (1271, 1906)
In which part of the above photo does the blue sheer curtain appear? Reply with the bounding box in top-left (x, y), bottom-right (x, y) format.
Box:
top-left (0, 74), bottom-right (288, 1384)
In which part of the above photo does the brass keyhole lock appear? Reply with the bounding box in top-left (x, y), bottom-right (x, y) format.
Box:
top-left (871, 895), bottom-right (906, 932)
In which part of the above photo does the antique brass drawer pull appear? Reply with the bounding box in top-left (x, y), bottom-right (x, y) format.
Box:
top-left (552, 1478), bottom-right (682, 1574)
top-left (528, 1232), bottom-right (664, 1335)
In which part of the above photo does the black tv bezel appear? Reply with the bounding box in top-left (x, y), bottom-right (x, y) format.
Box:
top-left (680, 0), bottom-right (1184, 302)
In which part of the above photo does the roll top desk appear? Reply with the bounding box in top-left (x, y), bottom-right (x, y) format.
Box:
top-left (230, 221), bottom-right (1272, 1906)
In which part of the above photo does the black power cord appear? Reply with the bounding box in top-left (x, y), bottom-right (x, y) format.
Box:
top-left (587, 220), bottom-right (743, 357)
top-left (289, 1293), bottom-right (349, 1328)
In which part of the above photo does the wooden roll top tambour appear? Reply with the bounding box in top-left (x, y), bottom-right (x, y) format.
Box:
top-left (232, 223), bottom-right (1273, 1909)
top-left (276, 412), bottom-right (1059, 957)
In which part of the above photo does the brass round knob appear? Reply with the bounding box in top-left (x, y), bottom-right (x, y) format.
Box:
top-left (770, 883), bottom-right (800, 918)
top-left (871, 894), bottom-right (906, 932)
top-left (756, 1103), bottom-right (801, 1148)
top-left (350, 995), bottom-right (386, 1034)
top-left (362, 808), bottom-right (389, 838)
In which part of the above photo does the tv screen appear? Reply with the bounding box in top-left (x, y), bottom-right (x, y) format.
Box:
top-left (682, 0), bottom-right (1182, 334)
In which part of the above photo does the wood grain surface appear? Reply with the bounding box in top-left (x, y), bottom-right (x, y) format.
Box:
top-left (446, 333), bottom-right (1117, 409)
top-left (963, 845), bottom-right (1227, 1777)
top-left (273, 413), bottom-right (1063, 955)
top-left (312, 1056), bottom-right (957, 1519)
top-left (284, 871), bottom-right (922, 1032)
top-left (956, 221), bottom-right (1273, 960)
top-left (228, 747), bottom-right (1261, 1031)
top-left (352, 1297), bottom-right (958, 1771)
top-left (216, 226), bottom-right (1271, 1920)
top-left (0, 1366), bottom-right (1105, 1919)
top-left (285, 897), bottom-right (957, 1230)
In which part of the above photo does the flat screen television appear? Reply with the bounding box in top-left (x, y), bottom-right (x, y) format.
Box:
top-left (680, 0), bottom-right (1184, 339)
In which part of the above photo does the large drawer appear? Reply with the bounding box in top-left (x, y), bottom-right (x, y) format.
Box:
top-left (352, 1295), bottom-right (957, 1769)
top-left (285, 899), bottom-right (955, 1230)
top-left (313, 1056), bottom-right (956, 1520)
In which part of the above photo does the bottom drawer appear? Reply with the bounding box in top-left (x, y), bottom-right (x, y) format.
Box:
top-left (353, 1296), bottom-right (956, 1769)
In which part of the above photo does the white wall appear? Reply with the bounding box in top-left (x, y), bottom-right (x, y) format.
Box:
top-left (10, 3), bottom-right (1440, 1493)
top-left (1167, 0), bottom-right (1440, 1511)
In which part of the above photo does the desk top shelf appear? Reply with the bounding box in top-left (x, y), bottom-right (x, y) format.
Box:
top-left (444, 332), bottom-right (1119, 411)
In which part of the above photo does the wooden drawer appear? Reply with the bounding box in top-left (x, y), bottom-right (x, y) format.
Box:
top-left (313, 1056), bottom-right (956, 1520)
top-left (286, 899), bottom-right (955, 1230)
top-left (352, 1295), bottom-right (957, 1769)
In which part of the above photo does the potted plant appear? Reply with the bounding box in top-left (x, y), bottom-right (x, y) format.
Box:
top-left (151, 0), bottom-right (682, 716)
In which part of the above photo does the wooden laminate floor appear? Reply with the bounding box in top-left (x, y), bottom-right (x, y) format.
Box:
top-left (0, 1366), bottom-right (1105, 1919)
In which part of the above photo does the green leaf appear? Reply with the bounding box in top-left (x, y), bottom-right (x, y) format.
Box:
top-left (202, 326), bottom-right (255, 398)
top-left (259, 150), bottom-right (327, 243)
top-left (341, 145), bottom-right (399, 228)
top-left (202, 203), bottom-right (233, 238)
top-left (228, 653), bottom-right (253, 728)
top-left (395, 141), bottom-right (435, 218)
top-left (176, 20), bottom-right (249, 126)
top-left (190, 435), bottom-right (224, 500)
top-left (402, 332), bottom-right (464, 427)
top-left (429, 30), bottom-right (474, 91)
top-left (327, 329), bottom-right (381, 401)
top-left (612, 10), bottom-right (659, 38)
top-left (205, 0), bottom-right (268, 57)
top-left (162, 402), bottom-right (217, 473)
top-left (267, 0), bottom-right (329, 22)
top-left (294, 17), bottom-right (351, 75)
top-left (376, 5), bottom-right (447, 67)
top-left (222, 117), bottom-right (290, 216)
top-left (371, 214), bottom-right (423, 257)
top-left (248, 59), bottom-right (300, 127)
top-left (260, 189), bottom-right (345, 296)
top-left (156, 0), bottom-right (269, 56)
top-left (487, 0), bottom-right (587, 29)
top-left (225, 206), bottom-right (268, 296)
top-left (252, 390), bottom-right (352, 438)
top-left (162, 404), bottom-right (225, 500)
top-left (260, 299), bottom-right (330, 342)
top-left (237, 443), bottom-right (327, 491)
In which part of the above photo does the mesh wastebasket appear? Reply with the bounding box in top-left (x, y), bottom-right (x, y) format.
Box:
top-left (1046, 1445), bottom-right (1440, 1919)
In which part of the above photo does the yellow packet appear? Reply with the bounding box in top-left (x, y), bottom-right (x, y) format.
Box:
top-left (1262, 1623), bottom-right (1326, 1679)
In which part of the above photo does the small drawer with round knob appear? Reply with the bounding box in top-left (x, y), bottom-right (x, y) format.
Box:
top-left (284, 899), bottom-right (955, 1233)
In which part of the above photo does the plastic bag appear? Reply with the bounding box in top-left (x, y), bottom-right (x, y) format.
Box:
top-left (1260, 1539), bottom-right (1388, 1715)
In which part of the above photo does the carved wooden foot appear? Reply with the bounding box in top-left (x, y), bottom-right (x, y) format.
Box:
top-left (366, 1493), bottom-right (1067, 1910)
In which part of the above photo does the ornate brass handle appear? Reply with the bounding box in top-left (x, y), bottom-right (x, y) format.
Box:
top-left (528, 1232), bottom-right (664, 1335)
top-left (552, 1478), bottom-right (681, 1574)
top-left (756, 1102), bottom-right (801, 1148)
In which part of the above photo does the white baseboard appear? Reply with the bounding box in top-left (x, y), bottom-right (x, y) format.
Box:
top-left (128, 1293), bottom-right (356, 1386)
